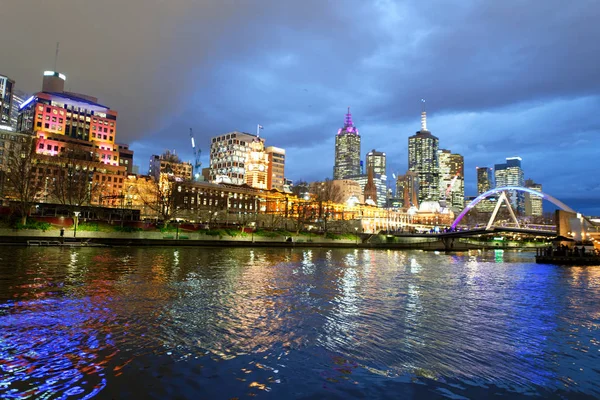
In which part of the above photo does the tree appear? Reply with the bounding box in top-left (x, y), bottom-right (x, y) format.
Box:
top-left (137, 173), bottom-right (180, 225)
top-left (4, 137), bottom-right (44, 225)
top-left (50, 152), bottom-right (101, 214)
top-left (311, 178), bottom-right (342, 233)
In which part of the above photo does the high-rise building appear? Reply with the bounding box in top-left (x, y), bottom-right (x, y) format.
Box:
top-left (266, 146), bottom-right (285, 191)
top-left (16, 71), bottom-right (129, 204)
top-left (395, 171), bottom-right (419, 208)
top-left (209, 131), bottom-right (258, 185)
top-left (495, 157), bottom-right (525, 214)
top-left (333, 107), bottom-right (361, 179)
top-left (408, 111), bottom-right (439, 203)
top-left (18, 71), bottom-right (121, 167)
top-left (476, 167), bottom-right (493, 194)
top-left (10, 89), bottom-right (27, 131)
top-left (0, 74), bottom-right (14, 128)
top-left (525, 179), bottom-right (543, 217)
top-left (366, 149), bottom-right (386, 176)
top-left (245, 137), bottom-right (269, 189)
top-left (438, 149), bottom-right (464, 210)
top-left (148, 150), bottom-right (192, 181)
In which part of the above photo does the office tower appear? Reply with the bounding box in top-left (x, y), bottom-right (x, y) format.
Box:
top-left (245, 137), bottom-right (269, 189)
top-left (494, 156), bottom-right (525, 214)
top-left (0, 74), bottom-right (14, 127)
top-left (408, 111), bottom-right (439, 203)
top-left (333, 107), bottom-right (361, 179)
top-left (16, 71), bottom-right (128, 204)
top-left (209, 131), bottom-right (258, 185)
top-left (149, 150), bottom-right (192, 181)
top-left (395, 171), bottom-right (419, 208)
top-left (10, 89), bottom-right (27, 131)
top-left (525, 179), bottom-right (543, 217)
top-left (266, 146), bottom-right (285, 190)
top-left (366, 149), bottom-right (386, 176)
top-left (438, 149), bottom-right (464, 210)
top-left (18, 71), bottom-right (120, 165)
top-left (476, 167), bottom-right (493, 194)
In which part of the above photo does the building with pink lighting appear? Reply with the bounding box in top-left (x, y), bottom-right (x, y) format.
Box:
top-left (333, 107), bottom-right (361, 180)
top-left (15, 71), bottom-right (129, 206)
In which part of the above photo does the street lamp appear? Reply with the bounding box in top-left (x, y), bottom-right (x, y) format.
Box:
top-left (355, 227), bottom-right (359, 245)
top-left (73, 211), bottom-right (81, 237)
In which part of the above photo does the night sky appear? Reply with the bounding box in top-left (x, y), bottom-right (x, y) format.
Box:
top-left (2, 1), bottom-right (599, 214)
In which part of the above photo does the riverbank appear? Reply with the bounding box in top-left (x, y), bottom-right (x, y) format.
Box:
top-left (0, 227), bottom-right (550, 251)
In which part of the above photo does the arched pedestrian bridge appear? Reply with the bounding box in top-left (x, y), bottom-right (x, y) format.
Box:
top-left (451, 186), bottom-right (576, 230)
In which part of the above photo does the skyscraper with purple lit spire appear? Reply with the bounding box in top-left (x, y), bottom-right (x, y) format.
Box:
top-left (333, 107), bottom-right (361, 180)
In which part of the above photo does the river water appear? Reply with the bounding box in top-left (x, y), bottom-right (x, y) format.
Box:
top-left (0, 247), bottom-right (599, 399)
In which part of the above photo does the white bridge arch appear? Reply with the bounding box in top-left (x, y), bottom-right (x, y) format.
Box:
top-left (451, 186), bottom-right (576, 229)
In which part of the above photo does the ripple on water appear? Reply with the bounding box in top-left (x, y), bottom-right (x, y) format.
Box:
top-left (0, 247), bottom-right (600, 399)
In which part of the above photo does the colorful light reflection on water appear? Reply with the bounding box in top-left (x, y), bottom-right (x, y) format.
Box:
top-left (0, 247), bottom-right (599, 399)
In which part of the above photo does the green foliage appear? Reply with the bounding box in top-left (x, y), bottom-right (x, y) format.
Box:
top-left (203, 229), bottom-right (222, 236)
top-left (160, 225), bottom-right (178, 233)
top-left (325, 232), bottom-right (341, 240)
top-left (15, 220), bottom-right (52, 232)
top-left (77, 222), bottom-right (99, 232)
top-left (254, 229), bottom-right (281, 238)
top-left (113, 225), bottom-right (143, 233)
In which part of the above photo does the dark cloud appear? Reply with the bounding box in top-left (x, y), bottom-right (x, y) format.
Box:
top-left (1, 0), bottom-right (599, 212)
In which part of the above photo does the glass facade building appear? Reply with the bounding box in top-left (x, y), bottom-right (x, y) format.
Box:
top-left (494, 157), bottom-right (525, 214)
top-left (333, 108), bottom-right (361, 180)
top-left (408, 112), bottom-right (439, 204)
top-left (438, 149), bottom-right (464, 210)
top-left (366, 149), bottom-right (386, 176)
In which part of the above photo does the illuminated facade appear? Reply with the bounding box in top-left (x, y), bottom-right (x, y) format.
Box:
top-left (524, 179), bottom-right (543, 217)
top-left (16, 71), bottom-right (128, 204)
top-left (333, 107), bottom-right (361, 180)
top-left (366, 149), bottom-right (386, 176)
top-left (476, 167), bottom-right (493, 194)
top-left (265, 146), bottom-right (285, 190)
top-left (408, 112), bottom-right (439, 203)
top-left (149, 150), bottom-right (192, 181)
top-left (10, 89), bottom-right (27, 131)
top-left (494, 157), bottom-right (525, 214)
top-left (438, 149), bottom-right (464, 210)
top-left (0, 74), bottom-right (14, 127)
top-left (18, 72), bottom-right (120, 167)
top-left (245, 138), bottom-right (269, 189)
top-left (347, 172), bottom-right (388, 208)
top-left (209, 131), bottom-right (257, 185)
top-left (332, 179), bottom-right (364, 204)
top-left (395, 171), bottom-right (419, 208)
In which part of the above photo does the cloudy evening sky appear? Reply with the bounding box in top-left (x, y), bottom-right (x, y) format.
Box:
top-left (2, 0), bottom-right (599, 213)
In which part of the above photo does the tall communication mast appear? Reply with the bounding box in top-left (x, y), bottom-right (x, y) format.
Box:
top-left (189, 128), bottom-right (202, 180)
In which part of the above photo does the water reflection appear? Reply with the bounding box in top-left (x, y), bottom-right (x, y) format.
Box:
top-left (0, 247), bottom-right (599, 398)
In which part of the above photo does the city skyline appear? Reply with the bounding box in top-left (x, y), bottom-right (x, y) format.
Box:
top-left (1, 0), bottom-right (599, 214)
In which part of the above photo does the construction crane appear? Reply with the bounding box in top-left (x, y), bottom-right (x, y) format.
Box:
top-left (189, 128), bottom-right (202, 180)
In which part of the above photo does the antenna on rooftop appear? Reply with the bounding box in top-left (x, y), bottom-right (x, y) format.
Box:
top-left (54, 42), bottom-right (60, 71)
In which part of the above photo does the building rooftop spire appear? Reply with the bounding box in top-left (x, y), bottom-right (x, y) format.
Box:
top-left (420, 99), bottom-right (427, 131)
top-left (344, 106), bottom-right (353, 127)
